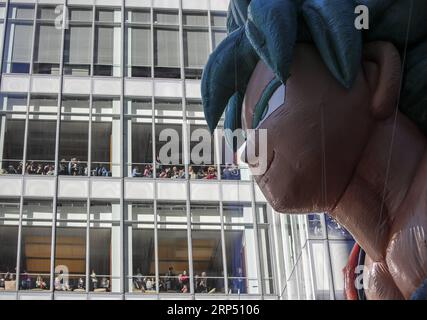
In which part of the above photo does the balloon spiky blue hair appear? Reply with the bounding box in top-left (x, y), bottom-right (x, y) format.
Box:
top-left (202, 0), bottom-right (427, 142)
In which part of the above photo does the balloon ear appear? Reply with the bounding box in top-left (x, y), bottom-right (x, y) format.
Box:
top-left (302, 0), bottom-right (362, 89)
top-left (201, 27), bottom-right (258, 133)
top-left (245, 0), bottom-right (298, 84)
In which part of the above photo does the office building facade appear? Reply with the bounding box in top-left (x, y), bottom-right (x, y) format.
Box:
top-left (0, 0), bottom-right (354, 300)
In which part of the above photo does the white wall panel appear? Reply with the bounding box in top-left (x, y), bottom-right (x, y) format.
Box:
top-left (24, 177), bottom-right (55, 197)
top-left (94, 0), bottom-right (122, 6)
top-left (93, 78), bottom-right (121, 96)
top-left (124, 179), bottom-right (154, 200)
top-left (31, 76), bottom-right (60, 94)
top-left (190, 181), bottom-right (219, 201)
top-left (154, 79), bottom-right (182, 98)
top-left (156, 181), bottom-right (186, 200)
top-left (210, 0), bottom-right (229, 11)
top-left (91, 178), bottom-right (121, 199)
top-left (221, 182), bottom-right (252, 202)
top-left (67, 0), bottom-right (94, 5)
top-left (62, 77), bottom-right (91, 95)
top-left (153, 0), bottom-right (180, 9)
top-left (0, 177), bottom-right (22, 197)
top-left (125, 78), bottom-right (152, 97)
top-left (58, 177), bottom-right (89, 199)
top-left (185, 80), bottom-right (202, 99)
top-left (125, 0), bottom-right (151, 8)
top-left (182, 0), bottom-right (209, 10)
top-left (1, 75), bottom-right (30, 93)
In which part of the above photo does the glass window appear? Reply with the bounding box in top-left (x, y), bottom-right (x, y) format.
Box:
top-left (126, 9), bottom-right (150, 24)
top-left (20, 200), bottom-right (53, 291)
top-left (155, 99), bottom-right (185, 179)
top-left (69, 8), bottom-right (92, 22)
top-left (183, 29), bottom-right (209, 79)
top-left (25, 96), bottom-right (58, 175)
top-left (211, 12), bottom-right (227, 27)
top-left (0, 94), bottom-right (27, 174)
top-left (89, 202), bottom-right (121, 293)
top-left (126, 25), bottom-right (152, 77)
top-left (64, 10), bottom-right (93, 76)
top-left (154, 27), bottom-right (181, 78)
top-left (0, 200), bottom-right (20, 289)
top-left (258, 227), bottom-right (274, 294)
top-left (91, 98), bottom-right (121, 177)
top-left (125, 99), bottom-right (153, 178)
top-left (125, 202), bottom-right (155, 293)
top-left (224, 225), bottom-right (259, 294)
top-left (59, 96), bottom-right (89, 176)
top-left (3, 21), bottom-right (33, 73)
top-left (183, 12), bottom-right (208, 26)
top-left (37, 6), bottom-right (57, 20)
top-left (192, 229), bottom-right (224, 294)
top-left (212, 30), bottom-right (226, 50)
top-left (33, 22), bottom-right (62, 74)
top-left (153, 11), bottom-right (178, 25)
top-left (8, 5), bottom-right (34, 20)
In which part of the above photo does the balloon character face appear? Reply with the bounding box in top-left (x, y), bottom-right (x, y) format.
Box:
top-left (242, 43), bottom-right (389, 214)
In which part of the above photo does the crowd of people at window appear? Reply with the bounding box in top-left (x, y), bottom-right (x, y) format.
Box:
top-left (0, 158), bottom-right (112, 177)
top-left (131, 164), bottom-right (241, 180)
top-left (133, 266), bottom-right (216, 294)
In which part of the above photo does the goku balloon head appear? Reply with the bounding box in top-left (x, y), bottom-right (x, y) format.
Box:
top-left (202, 0), bottom-right (427, 300)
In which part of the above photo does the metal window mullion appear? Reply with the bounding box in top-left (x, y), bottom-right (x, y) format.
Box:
top-left (119, 0), bottom-right (125, 298)
top-left (214, 129), bottom-right (228, 294)
top-left (179, 0), bottom-right (194, 298)
top-left (266, 205), bottom-right (280, 297)
top-left (29, 2), bottom-right (37, 75)
top-left (250, 179), bottom-right (264, 298)
top-left (49, 0), bottom-right (68, 297)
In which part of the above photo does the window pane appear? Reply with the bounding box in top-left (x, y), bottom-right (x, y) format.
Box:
top-left (59, 97), bottom-right (89, 176)
top-left (64, 25), bottom-right (92, 75)
top-left (192, 229), bottom-right (225, 294)
top-left (69, 8), bottom-right (93, 22)
top-left (0, 200), bottom-right (20, 288)
top-left (55, 231), bottom-right (86, 291)
top-left (212, 30), bottom-right (226, 50)
top-left (37, 7), bottom-right (57, 20)
top-left (126, 9), bottom-right (150, 24)
top-left (184, 29), bottom-right (209, 67)
top-left (3, 22), bottom-right (33, 73)
top-left (211, 13), bottom-right (227, 27)
top-left (154, 11), bottom-right (178, 24)
top-left (183, 12), bottom-right (208, 26)
top-left (94, 26), bottom-right (119, 76)
top-left (9, 6), bottom-right (34, 20)
top-left (225, 225), bottom-right (260, 294)
top-left (154, 28), bottom-right (180, 67)
top-left (126, 26), bottom-right (151, 77)
top-left (33, 23), bottom-right (62, 74)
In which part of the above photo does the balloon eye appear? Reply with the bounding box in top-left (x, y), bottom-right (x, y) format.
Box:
top-left (253, 81), bottom-right (286, 129)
